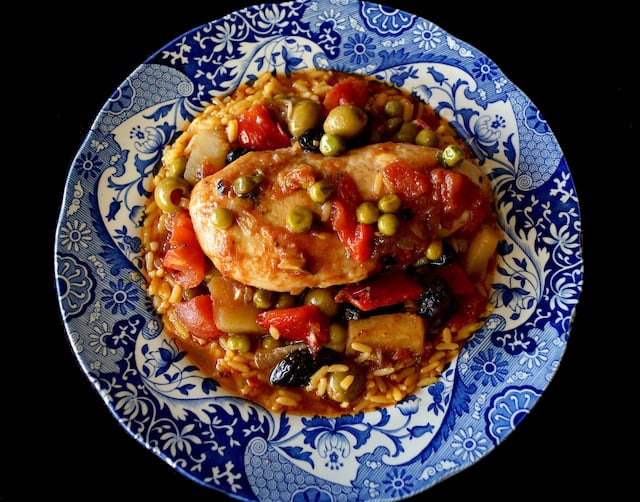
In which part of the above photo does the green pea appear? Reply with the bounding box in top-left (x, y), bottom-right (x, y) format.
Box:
top-left (233, 174), bottom-right (263, 196)
top-left (289, 100), bottom-right (323, 138)
top-left (356, 202), bottom-right (379, 224)
top-left (286, 206), bottom-right (313, 233)
top-left (261, 335), bottom-right (282, 350)
top-left (308, 179), bottom-right (333, 203)
top-left (377, 193), bottom-right (402, 213)
top-left (227, 333), bottom-right (251, 353)
top-left (323, 105), bottom-right (368, 139)
top-left (253, 289), bottom-right (274, 309)
top-left (304, 288), bottom-right (339, 318)
top-left (211, 207), bottom-right (234, 228)
top-left (275, 293), bottom-right (296, 309)
top-left (384, 99), bottom-right (404, 118)
top-left (319, 133), bottom-right (347, 157)
top-left (377, 213), bottom-right (400, 236)
top-left (442, 144), bottom-right (465, 167)
top-left (415, 128), bottom-right (439, 147)
top-left (154, 176), bottom-right (191, 213)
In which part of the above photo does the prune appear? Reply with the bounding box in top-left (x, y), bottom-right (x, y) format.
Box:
top-left (226, 147), bottom-right (251, 164)
top-left (417, 278), bottom-right (458, 335)
top-left (298, 128), bottom-right (323, 152)
top-left (270, 347), bottom-right (340, 387)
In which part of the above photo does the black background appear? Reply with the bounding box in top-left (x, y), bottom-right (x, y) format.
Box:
top-left (7, 1), bottom-right (634, 500)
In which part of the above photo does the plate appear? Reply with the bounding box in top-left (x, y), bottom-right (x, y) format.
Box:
top-left (54, 1), bottom-right (583, 500)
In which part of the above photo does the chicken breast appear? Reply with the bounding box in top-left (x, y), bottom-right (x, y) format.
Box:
top-left (189, 142), bottom-right (444, 294)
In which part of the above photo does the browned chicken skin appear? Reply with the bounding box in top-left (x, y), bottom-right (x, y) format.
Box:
top-left (189, 142), bottom-right (444, 294)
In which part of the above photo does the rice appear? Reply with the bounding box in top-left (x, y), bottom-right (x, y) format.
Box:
top-left (140, 69), bottom-right (499, 417)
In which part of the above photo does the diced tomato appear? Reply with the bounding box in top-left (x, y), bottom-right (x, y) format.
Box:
top-left (323, 76), bottom-right (369, 111)
top-left (382, 160), bottom-right (432, 203)
top-left (237, 104), bottom-right (291, 150)
top-left (329, 199), bottom-right (374, 263)
top-left (446, 290), bottom-right (488, 332)
top-left (256, 305), bottom-right (329, 353)
top-left (434, 263), bottom-right (476, 296)
top-left (327, 173), bottom-right (374, 263)
top-left (334, 271), bottom-right (424, 311)
top-left (430, 168), bottom-right (491, 237)
top-left (174, 295), bottom-right (224, 340)
top-left (162, 210), bottom-right (207, 289)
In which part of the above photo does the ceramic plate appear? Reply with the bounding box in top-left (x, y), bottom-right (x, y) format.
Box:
top-left (54, 1), bottom-right (583, 500)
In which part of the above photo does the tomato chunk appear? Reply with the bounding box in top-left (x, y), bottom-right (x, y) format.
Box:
top-left (163, 210), bottom-right (207, 289)
top-left (256, 305), bottom-right (329, 354)
top-left (174, 295), bottom-right (225, 340)
top-left (237, 104), bottom-right (291, 150)
top-left (323, 76), bottom-right (369, 111)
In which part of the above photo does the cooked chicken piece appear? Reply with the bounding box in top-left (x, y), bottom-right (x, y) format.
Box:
top-left (189, 142), bottom-right (445, 294)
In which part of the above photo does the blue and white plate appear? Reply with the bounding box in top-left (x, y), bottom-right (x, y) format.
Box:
top-left (54, 1), bottom-right (583, 500)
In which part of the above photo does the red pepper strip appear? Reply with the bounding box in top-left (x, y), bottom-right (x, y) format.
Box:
top-left (256, 305), bottom-right (329, 354)
top-left (334, 271), bottom-right (424, 311)
top-left (446, 290), bottom-right (487, 332)
top-left (434, 263), bottom-right (476, 296)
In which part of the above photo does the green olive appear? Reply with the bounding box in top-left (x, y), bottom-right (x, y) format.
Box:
top-left (384, 99), bottom-right (404, 118)
top-left (211, 207), bottom-right (234, 228)
top-left (303, 288), bottom-right (339, 318)
top-left (286, 206), bottom-right (313, 233)
top-left (289, 100), bottom-right (323, 138)
top-left (167, 156), bottom-right (187, 178)
top-left (415, 128), bottom-right (439, 147)
top-left (377, 193), bottom-right (402, 213)
top-left (308, 179), bottom-right (333, 203)
top-left (326, 364), bottom-right (366, 403)
top-left (323, 105), bottom-right (368, 139)
top-left (356, 202), bottom-right (379, 224)
top-left (442, 144), bottom-right (465, 167)
top-left (253, 289), bottom-right (274, 309)
top-left (227, 333), bottom-right (252, 353)
top-left (393, 121), bottom-right (420, 143)
top-left (233, 174), bottom-right (263, 196)
top-left (319, 133), bottom-right (347, 157)
top-left (377, 213), bottom-right (401, 236)
top-left (154, 176), bottom-right (191, 213)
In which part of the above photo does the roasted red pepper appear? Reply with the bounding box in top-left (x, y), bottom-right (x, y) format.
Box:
top-left (334, 271), bottom-right (424, 311)
top-left (256, 305), bottom-right (329, 354)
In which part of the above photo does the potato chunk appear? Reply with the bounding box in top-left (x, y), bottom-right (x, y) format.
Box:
top-left (346, 313), bottom-right (425, 356)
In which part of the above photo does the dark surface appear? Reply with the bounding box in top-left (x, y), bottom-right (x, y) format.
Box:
top-left (9, 1), bottom-right (633, 500)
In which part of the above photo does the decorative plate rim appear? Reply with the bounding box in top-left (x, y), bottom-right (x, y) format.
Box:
top-left (54, 1), bottom-right (583, 501)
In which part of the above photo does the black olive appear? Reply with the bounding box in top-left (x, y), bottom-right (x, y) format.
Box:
top-left (226, 147), bottom-right (251, 165)
top-left (269, 347), bottom-right (340, 387)
top-left (417, 278), bottom-right (458, 336)
top-left (298, 128), bottom-right (323, 152)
